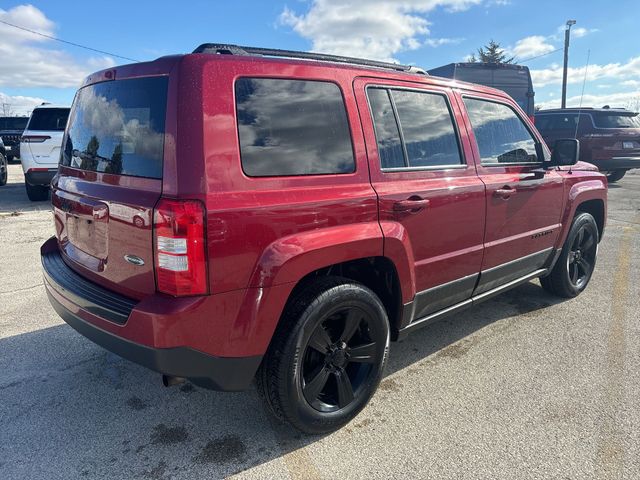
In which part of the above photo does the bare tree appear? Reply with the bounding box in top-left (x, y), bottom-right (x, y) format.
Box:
top-left (625, 97), bottom-right (640, 112)
top-left (1, 103), bottom-right (16, 116)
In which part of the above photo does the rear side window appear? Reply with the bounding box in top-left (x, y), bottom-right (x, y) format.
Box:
top-left (367, 87), bottom-right (462, 169)
top-left (464, 98), bottom-right (538, 164)
top-left (27, 108), bottom-right (69, 131)
top-left (592, 112), bottom-right (640, 128)
top-left (62, 76), bottom-right (168, 179)
top-left (235, 78), bottom-right (355, 177)
top-left (535, 113), bottom-right (578, 131)
top-left (367, 88), bottom-right (404, 168)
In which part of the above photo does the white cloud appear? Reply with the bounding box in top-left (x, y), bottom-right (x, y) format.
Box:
top-left (0, 4), bottom-right (116, 89)
top-left (279, 0), bottom-right (483, 61)
top-left (537, 90), bottom-right (640, 110)
top-left (0, 91), bottom-right (46, 116)
top-left (551, 25), bottom-right (597, 41)
top-left (531, 57), bottom-right (640, 87)
top-left (424, 37), bottom-right (465, 47)
top-left (572, 27), bottom-right (597, 38)
top-left (621, 79), bottom-right (640, 88)
top-left (510, 35), bottom-right (555, 59)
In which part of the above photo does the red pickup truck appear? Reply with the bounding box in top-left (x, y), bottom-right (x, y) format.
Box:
top-left (42, 44), bottom-right (607, 434)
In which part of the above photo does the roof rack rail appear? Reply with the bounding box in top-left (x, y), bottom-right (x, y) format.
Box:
top-left (192, 43), bottom-right (427, 75)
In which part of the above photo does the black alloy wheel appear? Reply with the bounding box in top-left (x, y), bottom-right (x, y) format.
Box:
top-left (257, 277), bottom-right (389, 434)
top-left (540, 212), bottom-right (599, 298)
top-left (566, 223), bottom-right (597, 290)
top-left (302, 305), bottom-right (383, 413)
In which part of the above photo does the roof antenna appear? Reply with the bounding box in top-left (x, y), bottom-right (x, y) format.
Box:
top-left (570, 49), bottom-right (591, 174)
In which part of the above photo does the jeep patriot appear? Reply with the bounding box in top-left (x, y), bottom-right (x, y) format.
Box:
top-left (42, 44), bottom-right (607, 433)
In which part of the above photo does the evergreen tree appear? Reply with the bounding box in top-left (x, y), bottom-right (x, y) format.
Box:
top-left (469, 40), bottom-right (515, 64)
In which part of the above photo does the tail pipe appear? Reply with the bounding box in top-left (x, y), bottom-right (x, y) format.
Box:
top-left (162, 375), bottom-right (186, 387)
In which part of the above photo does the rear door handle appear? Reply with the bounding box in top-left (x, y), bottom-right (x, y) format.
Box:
top-left (493, 187), bottom-right (516, 199)
top-left (393, 198), bottom-right (430, 212)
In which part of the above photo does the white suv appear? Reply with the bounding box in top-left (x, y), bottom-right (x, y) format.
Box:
top-left (21, 104), bottom-right (70, 201)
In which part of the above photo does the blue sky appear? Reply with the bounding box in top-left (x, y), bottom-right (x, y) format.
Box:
top-left (1, 0), bottom-right (639, 115)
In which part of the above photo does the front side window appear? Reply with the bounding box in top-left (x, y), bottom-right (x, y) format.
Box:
top-left (367, 87), bottom-right (463, 169)
top-left (392, 90), bottom-right (462, 168)
top-left (464, 98), bottom-right (538, 164)
top-left (235, 78), bottom-right (355, 177)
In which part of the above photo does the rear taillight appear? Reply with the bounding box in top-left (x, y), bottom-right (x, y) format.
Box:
top-left (21, 135), bottom-right (51, 143)
top-left (153, 198), bottom-right (208, 296)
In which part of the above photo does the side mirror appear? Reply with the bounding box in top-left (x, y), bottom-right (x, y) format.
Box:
top-left (548, 139), bottom-right (579, 167)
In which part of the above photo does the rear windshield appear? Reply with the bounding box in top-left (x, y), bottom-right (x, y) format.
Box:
top-left (0, 117), bottom-right (29, 130)
top-left (592, 112), bottom-right (640, 129)
top-left (62, 76), bottom-right (168, 179)
top-left (27, 108), bottom-right (69, 131)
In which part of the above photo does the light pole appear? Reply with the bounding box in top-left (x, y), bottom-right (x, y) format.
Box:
top-left (561, 19), bottom-right (576, 108)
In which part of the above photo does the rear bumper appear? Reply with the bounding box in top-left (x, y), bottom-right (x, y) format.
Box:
top-left (25, 168), bottom-right (57, 186)
top-left (589, 156), bottom-right (640, 171)
top-left (41, 237), bottom-right (262, 391)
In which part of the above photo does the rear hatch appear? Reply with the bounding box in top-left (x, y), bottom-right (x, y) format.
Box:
top-left (23, 108), bottom-right (69, 164)
top-left (583, 111), bottom-right (640, 160)
top-left (52, 75), bottom-right (169, 300)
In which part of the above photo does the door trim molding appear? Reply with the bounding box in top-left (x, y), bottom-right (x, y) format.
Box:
top-left (474, 248), bottom-right (553, 295)
top-left (397, 268), bottom-right (548, 340)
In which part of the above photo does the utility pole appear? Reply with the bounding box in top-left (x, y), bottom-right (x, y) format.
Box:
top-left (561, 19), bottom-right (576, 108)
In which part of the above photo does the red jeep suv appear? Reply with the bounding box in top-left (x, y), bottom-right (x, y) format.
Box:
top-left (536, 107), bottom-right (640, 183)
top-left (42, 44), bottom-right (607, 433)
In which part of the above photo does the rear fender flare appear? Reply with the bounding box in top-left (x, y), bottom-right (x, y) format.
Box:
top-left (248, 222), bottom-right (384, 288)
top-left (379, 220), bottom-right (416, 304)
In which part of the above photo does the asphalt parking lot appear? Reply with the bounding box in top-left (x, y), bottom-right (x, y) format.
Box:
top-left (1, 163), bottom-right (639, 479)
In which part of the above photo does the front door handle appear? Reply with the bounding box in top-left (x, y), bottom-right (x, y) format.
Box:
top-left (493, 187), bottom-right (516, 199)
top-left (393, 197), bottom-right (430, 213)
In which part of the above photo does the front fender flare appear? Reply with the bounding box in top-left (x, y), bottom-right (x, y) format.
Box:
top-left (558, 179), bottom-right (607, 246)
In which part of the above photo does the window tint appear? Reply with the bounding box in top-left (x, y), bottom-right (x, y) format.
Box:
top-left (235, 78), bottom-right (354, 177)
top-left (464, 98), bottom-right (538, 164)
top-left (392, 90), bottom-right (462, 167)
top-left (0, 117), bottom-right (28, 130)
top-left (367, 88), bottom-right (404, 168)
top-left (535, 113), bottom-right (578, 132)
top-left (593, 112), bottom-right (640, 128)
top-left (27, 108), bottom-right (70, 131)
top-left (62, 76), bottom-right (168, 179)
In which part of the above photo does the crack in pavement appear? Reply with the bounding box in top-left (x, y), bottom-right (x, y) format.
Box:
top-left (0, 284), bottom-right (43, 295)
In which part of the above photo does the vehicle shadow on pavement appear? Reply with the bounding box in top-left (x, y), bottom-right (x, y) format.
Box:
top-left (0, 281), bottom-right (563, 479)
top-left (385, 281), bottom-right (563, 378)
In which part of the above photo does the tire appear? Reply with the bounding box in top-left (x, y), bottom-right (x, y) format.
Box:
top-left (0, 153), bottom-right (7, 186)
top-left (257, 277), bottom-right (390, 434)
top-left (540, 212), bottom-right (598, 298)
top-left (25, 183), bottom-right (49, 201)
top-left (606, 170), bottom-right (626, 183)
